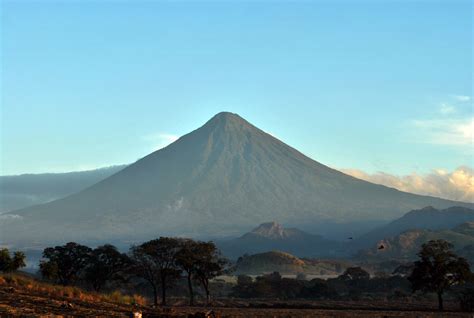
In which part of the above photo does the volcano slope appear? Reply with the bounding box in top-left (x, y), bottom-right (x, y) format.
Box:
top-left (1, 112), bottom-right (471, 246)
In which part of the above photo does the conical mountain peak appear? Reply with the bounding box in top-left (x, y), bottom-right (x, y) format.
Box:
top-left (203, 112), bottom-right (257, 134)
top-left (211, 111), bottom-right (243, 121)
top-left (2, 112), bottom-right (471, 244)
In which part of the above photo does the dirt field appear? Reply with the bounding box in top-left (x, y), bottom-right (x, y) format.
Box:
top-left (1, 284), bottom-right (473, 318)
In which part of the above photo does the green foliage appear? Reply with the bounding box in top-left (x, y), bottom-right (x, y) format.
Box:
top-left (129, 237), bottom-right (182, 306)
top-left (0, 248), bottom-right (26, 273)
top-left (299, 278), bottom-right (338, 299)
top-left (40, 242), bottom-right (92, 286)
top-left (84, 244), bottom-right (131, 291)
top-left (175, 239), bottom-right (200, 305)
top-left (232, 268), bottom-right (411, 300)
top-left (175, 239), bottom-right (229, 305)
top-left (190, 241), bottom-right (229, 304)
top-left (408, 239), bottom-right (472, 311)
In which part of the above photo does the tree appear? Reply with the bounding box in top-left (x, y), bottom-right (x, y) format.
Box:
top-left (84, 244), bottom-right (131, 291)
top-left (231, 275), bottom-right (254, 298)
top-left (408, 240), bottom-right (472, 311)
top-left (392, 263), bottom-right (415, 277)
top-left (39, 242), bottom-right (92, 286)
top-left (299, 278), bottom-right (337, 299)
top-left (130, 237), bottom-right (182, 306)
top-left (337, 267), bottom-right (370, 297)
top-left (339, 267), bottom-right (370, 281)
top-left (192, 241), bottom-right (229, 305)
top-left (175, 239), bottom-right (200, 305)
top-left (0, 248), bottom-right (26, 273)
top-left (296, 272), bottom-right (307, 281)
top-left (454, 281), bottom-right (474, 312)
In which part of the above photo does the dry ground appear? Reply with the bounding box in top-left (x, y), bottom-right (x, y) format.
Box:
top-left (1, 284), bottom-right (473, 318)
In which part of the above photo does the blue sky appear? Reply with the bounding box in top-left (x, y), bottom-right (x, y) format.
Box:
top-left (1, 0), bottom-right (472, 177)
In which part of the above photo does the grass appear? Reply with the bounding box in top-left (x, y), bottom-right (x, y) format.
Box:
top-left (0, 272), bottom-right (146, 306)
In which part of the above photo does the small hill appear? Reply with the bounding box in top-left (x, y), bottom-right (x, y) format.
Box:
top-left (356, 221), bottom-right (474, 262)
top-left (234, 251), bottom-right (350, 276)
top-left (217, 222), bottom-right (344, 259)
top-left (453, 221), bottom-right (474, 236)
top-left (243, 222), bottom-right (303, 239)
top-left (356, 206), bottom-right (474, 248)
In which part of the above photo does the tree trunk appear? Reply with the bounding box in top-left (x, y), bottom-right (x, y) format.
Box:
top-left (161, 279), bottom-right (167, 306)
top-left (205, 289), bottom-right (210, 306)
top-left (203, 279), bottom-right (210, 306)
top-left (152, 284), bottom-right (158, 306)
top-left (437, 291), bottom-right (444, 311)
top-left (187, 274), bottom-right (194, 306)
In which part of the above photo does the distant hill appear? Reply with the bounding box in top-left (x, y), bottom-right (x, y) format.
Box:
top-left (217, 222), bottom-right (344, 259)
top-left (2, 112), bottom-right (472, 247)
top-left (0, 165), bottom-right (126, 213)
top-left (356, 221), bottom-right (474, 262)
top-left (355, 206), bottom-right (474, 248)
top-left (234, 251), bottom-right (350, 276)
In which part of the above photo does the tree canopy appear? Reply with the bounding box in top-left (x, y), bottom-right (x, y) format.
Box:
top-left (40, 242), bottom-right (92, 286)
top-left (408, 239), bottom-right (472, 311)
top-left (84, 244), bottom-right (131, 291)
top-left (0, 248), bottom-right (26, 273)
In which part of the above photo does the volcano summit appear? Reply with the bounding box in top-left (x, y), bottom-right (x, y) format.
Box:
top-left (1, 112), bottom-right (471, 246)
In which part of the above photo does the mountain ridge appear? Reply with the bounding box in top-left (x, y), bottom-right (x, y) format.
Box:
top-left (355, 206), bottom-right (474, 248)
top-left (0, 165), bottom-right (127, 213)
top-left (1, 112), bottom-right (472, 246)
top-left (356, 221), bottom-right (474, 262)
top-left (217, 221), bottom-right (341, 259)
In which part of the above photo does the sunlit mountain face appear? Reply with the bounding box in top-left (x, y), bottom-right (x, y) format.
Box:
top-left (1, 112), bottom-right (471, 247)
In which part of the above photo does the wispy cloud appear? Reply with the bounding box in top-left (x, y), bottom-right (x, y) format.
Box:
top-left (411, 117), bottom-right (473, 146)
top-left (439, 103), bottom-right (456, 115)
top-left (142, 133), bottom-right (180, 151)
top-left (341, 166), bottom-right (474, 203)
top-left (453, 95), bottom-right (471, 102)
top-left (408, 95), bottom-right (473, 147)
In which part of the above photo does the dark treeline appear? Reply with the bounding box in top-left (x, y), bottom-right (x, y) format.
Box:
top-left (0, 248), bottom-right (26, 273)
top-left (2, 239), bottom-right (474, 312)
top-left (38, 237), bottom-right (229, 306)
top-left (232, 267), bottom-right (410, 300)
top-left (232, 240), bottom-right (474, 311)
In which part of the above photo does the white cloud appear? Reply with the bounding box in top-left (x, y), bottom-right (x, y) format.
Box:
top-left (408, 94), bottom-right (473, 148)
top-left (453, 95), bottom-right (471, 102)
top-left (142, 133), bottom-right (180, 151)
top-left (439, 103), bottom-right (456, 115)
top-left (411, 117), bottom-right (473, 146)
top-left (341, 166), bottom-right (474, 203)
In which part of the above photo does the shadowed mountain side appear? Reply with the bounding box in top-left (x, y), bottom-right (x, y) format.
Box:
top-left (217, 222), bottom-right (345, 259)
top-left (1, 112), bottom-right (472, 246)
top-left (354, 206), bottom-right (474, 249)
top-left (0, 165), bottom-right (127, 213)
top-left (356, 221), bottom-right (474, 262)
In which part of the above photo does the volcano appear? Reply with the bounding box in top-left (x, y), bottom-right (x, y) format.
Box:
top-left (1, 112), bottom-right (471, 246)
